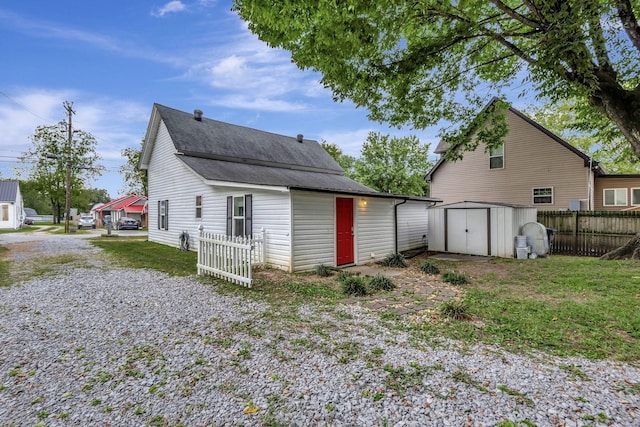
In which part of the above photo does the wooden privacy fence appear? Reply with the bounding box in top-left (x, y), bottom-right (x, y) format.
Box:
top-left (537, 210), bottom-right (640, 257)
top-left (197, 231), bottom-right (264, 287)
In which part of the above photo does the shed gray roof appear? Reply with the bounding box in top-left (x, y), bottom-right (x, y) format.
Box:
top-left (154, 104), bottom-right (343, 174)
top-left (0, 181), bottom-right (19, 202)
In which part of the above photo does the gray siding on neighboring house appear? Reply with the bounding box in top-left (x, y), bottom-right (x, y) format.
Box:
top-left (429, 109), bottom-right (591, 209)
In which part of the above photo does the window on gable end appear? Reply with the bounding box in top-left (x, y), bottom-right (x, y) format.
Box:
top-left (489, 144), bottom-right (504, 169)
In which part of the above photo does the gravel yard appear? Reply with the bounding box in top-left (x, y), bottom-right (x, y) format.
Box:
top-left (1, 233), bottom-right (639, 426)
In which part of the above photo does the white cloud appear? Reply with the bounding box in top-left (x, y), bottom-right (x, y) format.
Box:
top-left (152, 1), bottom-right (187, 17)
top-left (318, 129), bottom-right (373, 157)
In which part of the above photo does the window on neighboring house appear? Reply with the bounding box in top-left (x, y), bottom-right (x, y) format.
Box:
top-left (158, 199), bottom-right (169, 230)
top-left (533, 187), bottom-right (553, 204)
top-left (226, 194), bottom-right (252, 236)
top-left (603, 188), bottom-right (627, 206)
top-left (1, 204), bottom-right (8, 221)
top-left (195, 195), bottom-right (202, 219)
top-left (632, 188), bottom-right (640, 206)
top-left (489, 144), bottom-right (504, 169)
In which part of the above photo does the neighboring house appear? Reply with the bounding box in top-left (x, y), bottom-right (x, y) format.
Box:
top-left (426, 98), bottom-right (640, 211)
top-left (0, 180), bottom-right (24, 230)
top-left (94, 195), bottom-right (148, 227)
top-left (139, 104), bottom-right (438, 272)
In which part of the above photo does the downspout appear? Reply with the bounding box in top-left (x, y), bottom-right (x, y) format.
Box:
top-left (394, 199), bottom-right (408, 254)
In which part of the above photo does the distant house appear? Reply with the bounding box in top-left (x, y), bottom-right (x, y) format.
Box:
top-left (139, 104), bottom-right (438, 272)
top-left (0, 180), bottom-right (24, 229)
top-left (94, 195), bottom-right (148, 227)
top-left (426, 98), bottom-right (640, 211)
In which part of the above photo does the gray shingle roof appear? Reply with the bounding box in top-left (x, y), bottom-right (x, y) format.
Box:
top-left (178, 156), bottom-right (377, 194)
top-left (155, 104), bottom-right (343, 174)
top-left (0, 181), bottom-right (18, 202)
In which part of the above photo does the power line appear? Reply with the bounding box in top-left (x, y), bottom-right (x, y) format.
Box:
top-left (0, 89), bottom-right (56, 124)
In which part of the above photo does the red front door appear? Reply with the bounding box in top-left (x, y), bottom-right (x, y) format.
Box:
top-left (336, 197), bottom-right (354, 265)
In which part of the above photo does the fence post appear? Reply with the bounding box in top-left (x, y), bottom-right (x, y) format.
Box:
top-left (573, 211), bottom-right (579, 255)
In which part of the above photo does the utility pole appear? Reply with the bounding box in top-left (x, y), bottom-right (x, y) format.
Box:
top-left (63, 101), bottom-right (75, 234)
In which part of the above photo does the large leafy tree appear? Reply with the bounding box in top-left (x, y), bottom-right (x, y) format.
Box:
top-left (233, 1), bottom-right (640, 159)
top-left (320, 140), bottom-right (357, 177)
top-left (353, 132), bottom-right (432, 196)
top-left (18, 121), bottom-right (104, 222)
top-left (119, 142), bottom-right (147, 195)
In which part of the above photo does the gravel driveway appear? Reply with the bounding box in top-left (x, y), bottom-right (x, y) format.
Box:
top-left (1, 232), bottom-right (639, 426)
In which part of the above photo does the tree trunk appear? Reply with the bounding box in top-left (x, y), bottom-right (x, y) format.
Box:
top-left (600, 233), bottom-right (640, 260)
top-left (590, 72), bottom-right (640, 160)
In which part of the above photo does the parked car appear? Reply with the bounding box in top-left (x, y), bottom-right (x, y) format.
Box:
top-left (116, 217), bottom-right (139, 230)
top-left (77, 216), bottom-right (96, 229)
top-left (23, 218), bottom-right (34, 225)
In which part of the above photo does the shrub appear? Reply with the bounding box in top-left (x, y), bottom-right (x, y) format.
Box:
top-left (441, 271), bottom-right (468, 285)
top-left (315, 264), bottom-right (333, 277)
top-left (336, 270), bottom-right (355, 283)
top-left (419, 260), bottom-right (440, 274)
top-left (368, 274), bottom-right (396, 292)
top-left (341, 276), bottom-right (368, 296)
top-left (379, 253), bottom-right (407, 268)
top-left (438, 300), bottom-right (471, 321)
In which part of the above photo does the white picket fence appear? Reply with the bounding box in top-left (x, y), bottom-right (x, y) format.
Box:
top-left (197, 231), bottom-right (264, 287)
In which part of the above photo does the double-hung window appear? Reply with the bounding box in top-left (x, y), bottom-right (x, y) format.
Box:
top-left (195, 195), bottom-right (202, 219)
top-left (603, 188), bottom-right (627, 206)
top-left (489, 144), bottom-right (504, 169)
top-left (226, 195), bottom-right (252, 237)
top-left (158, 200), bottom-right (169, 230)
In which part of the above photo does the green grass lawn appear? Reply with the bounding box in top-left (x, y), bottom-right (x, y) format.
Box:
top-left (89, 238), bottom-right (640, 363)
top-left (414, 255), bottom-right (640, 363)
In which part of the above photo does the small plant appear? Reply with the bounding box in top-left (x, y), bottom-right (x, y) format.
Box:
top-left (419, 260), bottom-right (440, 274)
top-left (341, 275), bottom-right (368, 296)
top-left (315, 264), bottom-right (333, 277)
top-left (438, 300), bottom-right (471, 321)
top-left (379, 252), bottom-right (407, 268)
top-left (368, 274), bottom-right (396, 292)
top-left (441, 271), bottom-right (468, 285)
top-left (336, 270), bottom-right (355, 282)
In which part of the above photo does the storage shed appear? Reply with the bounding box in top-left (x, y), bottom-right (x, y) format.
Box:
top-left (428, 201), bottom-right (537, 258)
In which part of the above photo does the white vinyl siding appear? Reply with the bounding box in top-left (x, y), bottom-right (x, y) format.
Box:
top-left (428, 201), bottom-right (537, 258)
top-left (396, 201), bottom-right (428, 252)
top-left (533, 187), bottom-right (553, 204)
top-left (603, 188), bottom-right (627, 206)
top-left (356, 197), bottom-right (395, 264)
top-left (291, 191), bottom-right (335, 271)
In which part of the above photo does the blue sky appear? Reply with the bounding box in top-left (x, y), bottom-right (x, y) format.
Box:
top-left (0, 0), bottom-right (529, 200)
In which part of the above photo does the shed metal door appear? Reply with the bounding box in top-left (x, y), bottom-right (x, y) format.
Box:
top-left (446, 208), bottom-right (490, 256)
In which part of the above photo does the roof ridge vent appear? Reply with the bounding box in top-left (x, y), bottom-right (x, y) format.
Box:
top-left (194, 109), bottom-right (203, 121)
top-left (296, 134), bottom-right (303, 143)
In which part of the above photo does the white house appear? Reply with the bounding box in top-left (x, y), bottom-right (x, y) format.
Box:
top-left (139, 104), bottom-right (439, 272)
top-left (0, 180), bottom-right (24, 230)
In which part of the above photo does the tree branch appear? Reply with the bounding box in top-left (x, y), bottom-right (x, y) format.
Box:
top-left (489, 0), bottom-right (542, 29)
top-left (617, 0), bottom-right (640, 53)
top-left (587, 11), bottom-right (614, 73)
